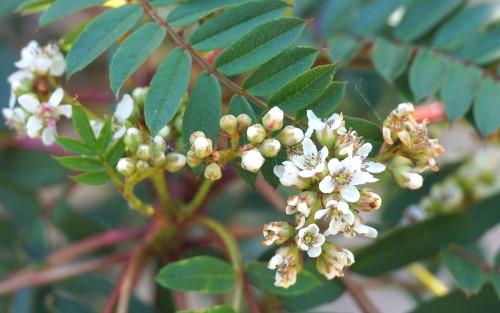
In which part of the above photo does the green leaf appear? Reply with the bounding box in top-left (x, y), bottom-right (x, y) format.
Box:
top-left (352, 214), bottom-right (468, 276)
top-left (0, 180), bottom-right (40, 227)
top-left (269, 65), bottom-right (335, 113)
top-left (441, 244), bottom-right (485, 293)
top-left (56, 136), bottom-right (96, 156)
top-left (156, 256), bottom-right (236, 293)
top-left (245, 261), bottom-right (321, 296)
top-left (96, 118), bottom-right (113, 151)
top-left (145, 48), bottom-right (191, 136)
top-left (327, 34), bottom-right (362, 66)
top-left (232, 160), bottom-right (257, 187)
top-left (110, 23), bottom-right (166, 95)
top-left (178, 305), bottom-right (236, 313)
top-left (105, 138), bottom-right (126, 166)
top-left (343, 115), bottom-right (383, 144)
top-left (441, 62), bottom-right (482, 122)
top-left (167, 0), bottom-right (245, 27)
top-left (409, 48), bottom-right (450, 101)
top-left (189, 0), bottom-right (289, 51)
top-left (242, 46), bottom-right (318, 96)
top-left (55, 156), bottom-right (103, 172)
top-left (395, 0), bottom-right (464, 41)
top-left (66, 4), bottom-right (143, 77)
top-left (214, 17), bottom-right (306, 76)
top-left (52, 198), bottom-right (102, 241)
top-left (17, 0), bottom-right (55, 14)
top-left (71, 171), bottom-right (111, 185)
top-left (228, 94), bottom-right (256, 122)
top-left (433, 3), bottom-right (500, 51)
top-left (39, 0), bottom-right (105, 26)
top-left (305, 81), bottom-right (346, 119)
top-left (461, 193), bottom-right (500, 243)
top-left (182, 72), bottom-right (222, 147)
top-left (353, 0), bottom-right (414, 37)
top-left (71, 105), bottom-right (96, 146)
top-left (459, 25), bottom-right (500, 65)
top-left (473, 78), bottom-right (500, 136)
top-left (60, 18), bottom-right (93, 51)
top-left (150, 0), bottom-right (180, 6)
top-left (490, 272), bottom-right (500, 300)
top-left (372, 37), bottom-right (412, 82)
top-left (50, 295), bottom-right (93, 313)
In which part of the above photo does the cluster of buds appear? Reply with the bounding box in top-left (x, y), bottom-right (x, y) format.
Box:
top-left (3, 41), bottom-right (71, 145)
top-left (117, 126), bottom-right (186, 176)
top-left (186, 131), bottom-right (224, 181)
top-left (382, 103), bottom-right (445, 189)
top-left (265, 110), bottom-right (385, 287)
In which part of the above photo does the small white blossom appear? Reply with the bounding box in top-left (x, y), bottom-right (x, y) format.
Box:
top-left (274, 161), bottom-right (311, 190)
top-left (341, 216), bottom-right (378, 238)
top-left (291, 138), bottom-right (328, 178)
top-left (15, 41), bottom-right (66, 76)
top-left (91, 94), bottom-right (134, 139)
top-left (296, 224), bottom-right (325, 258)
top-left (315, 199), bottom-right (354, 236)
top-left (241, 149), bottom-right (265, 172)
top-left (394, 166), bottom-right (423, 190)
top-left (268, 246), bottom-right (302, 288)
top-left (317, 244), bottom-right (354, 279)
top-left (339, 142), bottom-right (385, 173)
top-left (285, 194), bottom-right (312, 229)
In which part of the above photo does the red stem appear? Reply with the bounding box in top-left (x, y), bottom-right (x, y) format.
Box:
top-left (244, 273), bottom-right (262, 313)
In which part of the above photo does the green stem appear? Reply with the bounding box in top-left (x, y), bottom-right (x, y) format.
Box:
top-left (180, 179), bottom-right (213, 220)
top-left (123, 169), bottom-right (157, 216)
top-left (151, 170), bottom-right (177, 219)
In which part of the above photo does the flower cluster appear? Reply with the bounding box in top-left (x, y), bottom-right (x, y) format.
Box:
top-left (3, 41), bottom-right (71, 145)
top-left (265, 110), bottom-right (385, 288)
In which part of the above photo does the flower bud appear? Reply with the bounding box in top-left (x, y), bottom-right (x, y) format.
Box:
top-left (394, 166), bottom-right (423, 190)
top-left (158, 125), bottom-right (171, 139)
top-left (356, 188), bottom-right (381, 212)
top-left (174, 113), bottom-right (183, 133)
top-left (246, 123), bottom-right (266, 144)
top-left (241, 149), bottom-right (265, 173)
top-left (186, 150), bottom-right (203, 167)
top-left (220, 114), bottom-right (238, 135)
top-left (124, 128), bottom-right (141, 153)
top-left (136, 160), bottom-right (150, 172)
top-left (262, 107), bottom-right (284, 131)
top-left (152, 135), bottom-right (166, 152)
top-left (262, 221), bottom-right (295, 246)
top-left (165, 152), bottom-right (187, 172)
top-left (116, 158), bottom-right (136, 176)
top-left (136, 144), bottom-right (153, 161)
top-left (258, 138), bottom-right (281, 157)
top-left (204, 163), bottom-right (222, 181)
top-left (132, 87), bottom-right (147, 104)
top-left (151, 151), bottom-right (166, 167)
top-left (276, 125), bottom-right (304, 146)
top-left (316, 243), bottom-right (354, 280)
top-left (189, 131), bottom-right (205, 145)
top-left (192, 137), bottom-right (213, 159)
top-left (236, 114), bottom-right (252, 131)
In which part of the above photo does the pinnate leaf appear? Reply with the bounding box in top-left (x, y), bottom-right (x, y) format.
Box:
top-left (473, 78), bottom-right (500, 136)
top-left (372, 37), bottom-right (412, 82)
top-left (55, 156), bottom-right (103, 172)
top-left (39, 0), bottom-right (105, 26)
top-left (409, 48), bottom-right (450, 101)
top-left (167, 0), bottom-right (245, 27)
top-left (71, 171), bottom-right (111, 185)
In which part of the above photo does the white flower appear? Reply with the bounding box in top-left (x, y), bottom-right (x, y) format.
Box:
top-left (296, 224), bottom-right (325, 258)
top-left (241, 149), bottom-right (265, 172)
top-left (342, 216), bottom-right (378, 238)
top-left (339, 142), bottom-right (385, 174)
top-left (262, 221), bottom-right (294, 246)
top-left (285, 194), bottom-right (312, 229)
top-left (18, 88), bottom-right (71, 145)
top-left (274, 161), bottom-right (311, 190)
top-left (15, 41), bottom-right (66, 76)
top-left (291, 138), bottom-right (328, 178)
top-left (315, 199), bottom-right (354, 236)
top-left (112, 94), bottom-right (134, 139)
top-left (268, 246), bottom-right (302, 288)
top-left (317, 244), bottom-right (354, 279)
top-left (2, 106), bottom-right (27, 136)
top-left (305, 110), bottom-right (343, 140)
top-left (319, 156), bottom-right (377, 202)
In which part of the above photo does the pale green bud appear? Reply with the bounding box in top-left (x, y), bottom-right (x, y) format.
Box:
top-left (124, 128), bottom-right (141, 153)
top-left (151, 151), bottom-right (166, 167)
top-left (220, 115), bottom-right (238, 135)
top-left (165, 152), bottom-right (187, 172)
top-left (189, 131), bottom-right (206, 145)
top-left (192, 137), bottom-right (213, 159)
top-left (276, 125), bottom-right (304, 146)
top-left (132, 87), bottom-right (147, 104)
top-left (136, 160), bottom-right (150, 172)
top-left (258, 138), bottom-right (281, 157)
top-left (152, 135), bottom-right (166, 152)
top-left (393, 166), bottom-right (423, 190)
top-left (204, 163), bottom-right (222, 181)
top-left (186, 150), bottom-right (203, 167)
top-left (247, 123), bottom-right (266, 144)
top-left (356, 188), bottom-right (381, 212)
top-left (136, 144), bottom-right (153, 161)
top-left (116, 158), bottom-right (135, 176)
top-left (236, 114), bottom-right (252, 131)
top-left (262, 107), bottom-right (284, 131)
top-left (158, 125), bottom-right (171, 139)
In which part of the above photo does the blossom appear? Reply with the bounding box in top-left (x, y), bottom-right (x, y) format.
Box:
top-left (91, 94), bottom-right (134, 139)
top-left (18, 88), bottom-right (71, 145)
top-left (262, 107), bottom-right (284, 131)
top-left (297, 223), bottom-right (325, 257)
top-left (262, 221), bottom-right (294, 246)
top-left (268, 245), bottom-right (302, 288)
top-left (393, 166), bottom-right (423, 190)
top-left (339, 142), bottom-right (385, 174)
top-left (291, 138), bottom-right (328, 178)
top-left (315, 199), bottom-right (354, 235)
top-left (305, 110), bottom-right (343, 138)
top-left (341, 216), bottom-right (378, 238)
top-left (285, 193), bottom-right (315, 229)
top-left (319, 156), bottom-right (377, 202)
top-left (241, 149), bottom-right (265, 172)
top-left (316, 243), bottom-right (354, 279)
top-left (382, 102), bottom-right (416, 146)
top-left (15, 41), bottom-right (66, 76)
top-left (2, 94), bottom-right (27, 137)
top-left (274, 161), bottom-right (311, 190)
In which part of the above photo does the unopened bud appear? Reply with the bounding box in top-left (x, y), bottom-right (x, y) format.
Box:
top-left (241, 149), bottom-right (265, 173)
top-left (204, 163), bottom-right (222, 181)
top-left (394, 166), bottom-right (423, 190)
top-left (132, 87), bottom-right (147, 104)
top-left (151, 151), bottom-right (166, 167)
top-left (158, 125), bottom-right (171, 139)
top-left (262, 221), bottom-right (295, 246)
top-left (165, 152), bottom-right (187, 172)
top-left (220, 115), bottom-right (238, 135)
top-left (186, 150), bottom-right (203, 167)
top-left (116, 158), bottom-right (136, 176)
top-left (247, 123), bottom-right (266, 144)
top-left (259, 138), bottom-right (281, 157)
top-left (136, 144), bottom-right (153, 161)
top-left (152, 135), bottom-right (166, 152)
top-left (192, 137), bottom-right (213, 158)
top-left (316, 243), bottom-right (354, 280)
top-left (356, 188), bottom-right (381, 212)
top-left (236, 114), bottom-right (252, 131)
top-left (262, 107), bottom-right (284, 131)
top-left (276, 125), bottom-right (304, 146)
top-left (189, 131), bottom-right (205, 145)
top-left (124, 128), bottom-right (141, 153)
top-left (136, 160), bottom-right (150, 172)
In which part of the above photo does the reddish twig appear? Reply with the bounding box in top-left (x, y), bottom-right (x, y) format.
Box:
top-left (101, 260), bottom-right (130, 313)
top-left (244, 273), bottom-right (262, 313)
top-left (255, 175), bottom-right (286, 213)
top-left (342, 270), bottom-right (380, 313)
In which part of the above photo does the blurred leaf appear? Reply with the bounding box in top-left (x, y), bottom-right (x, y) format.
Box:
top-left (39, 0), bottom-right (105, 26)
top-left (232, 160), bottom-right (257, 187)
top-left (52, 197), bottom-right (102, 241)
top-left (372, 37), bottom-right (412, 82)
top-left (441, 62), bottom-right (482, 123)
top-left (328, 35), bottom-right (362, 66)
top-left (156, 256), bottom-right (236, 293)
top-left (0, 219), bottom-right (18, 249)
top-left (410, 284), bottom-right (498, 313)
top-left (433, 3), bottom-right (500, 51)
top-left (167, 0), bottom-right (245, 27)
top-left (353, 0), bottom-right (413, 37)
top-left (17, 0), bottom-right (55, 14)
top-left (48, 295), bottom-right (93, 313)
top-left (110, 22), bottom-right (166, 95)
top-left (178, 305), bottom-right (236, 313)
top-left (318, 0), bottom-right (355, 36)
top-left (459, 25), bottom-right (500, 65)
top-left (55, 156), bottom-right (103, 172)
top-left (0, 0), bottom-right (24, 15)
top-left (305, 81), bottom-right (346, 119)
top-left (66, 4), bottom-right (143, 77)
top-left (71, 106), bottom-right (97, 146)
top-left (0, 180), bottom-right (40, 227)
top-left (242, 46), bottom-right (318, 96)
top-left (71, 171), bottom-right (111, 185)
top-left (56, 137), bottom-right (96, 156)
top-left (245, 261), bottom-right (322, 296)
top-left (182, 72), bottom-right (222, 147)
top-left (353, 214), bottom-right (468, 276)
top-left (24, 220), bottom-right (49, 262)
top-left (145, 48), bottom-right (191, 136)
top-left (461, 193), bottom-right (500, 243)
top-left (343, 116), bottom-right (383, 144)
top-left (473, 78), bottom-right (500, 137)
top-left (214, 17), bottom-right (306, 76)
top-left (9, 288), bottom-right (35, 313)
top-left (490, 272), bottom-right (500, 300)
top-left (60, 18), bottom-right (94, 51)
top-left (150, 0), bottom-right (180, 6)
top-left (105, 138), bottom-right (125, 166)
top-left (269, 65), bottom-right (335, 113)
top-left (395, 0), bottom-right (464, 41)
top-left (189, 0), bottom-right (288, 51)
top-left (441, 244), bottom-right (485, 293)
top-left (409, 48), bottom-right (450, 101)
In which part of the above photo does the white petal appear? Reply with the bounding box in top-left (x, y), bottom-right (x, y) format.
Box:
top-left (319, 176), bottom-right (335, 194)
top-left (2, 108), bottom-right (13, 119)
top-left (327, 158), bottom-right (342, 174)
top-left (18, 94), bottom-right (39, 113)
top-left (274, 165), bottom-right (285, 179)
top-left (339, 144), bottom-right (353, 157)
top-left (50, 54), bottom-right (66, 76)
top-left (307, 246), bottom-right (322, 258)
top-left (354, 224), bottom-right (378, 238)
top-left (304, 127), bottom-right (314, 139)
top-left (292, 155), bottom-right (307, 169)
top-left (302, 138), bottom-right (317, 158)
top-left (26, 116), bottom-right (43, 135)
top-left (56, 104), bottom-right (72, 118)
top-left (298, 169), bottom-right (316, 178)
top-left (42, 126), bottom-right (57, 145)
top-left (319, 146), bottom-right (329, 161)
top-left (48, 88), bottom-right (64, 107)
top-left (268, 254), bottom-right (284, 269)
top-left (342, 156), bottom-right (362, 172)
top-left (366, 161), bottom-right (385, 173)
top-left (315, 233), bottom-right (325, 246)
top-left (114, 125), bottom-right (127, 139)
top-left (307, 223), bottom-right (320, 234)
top-left (296, 215), bottom-right (306, 229)
top-left (351, 172), bottom-right (368, 185)
top-left (357, 143), bottom-right (372, 158)
top-left (114, 94), bottom-right (134, 121)
top-left (340, 185), bottom-right (360, 202)
top-left (35, 57), bottom-right (52, 75)
top-left (314, 208), bottom-right (329, 220)
top-left (8, 91), bottom-right (16, 109)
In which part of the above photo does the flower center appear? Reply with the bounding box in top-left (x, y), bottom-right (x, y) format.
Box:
top-left (323, 117), bottom-right (337, 128)
top-left (332, 168), bottom-right (353, 188)
top-left (39, 103), bottom-right (58, 127)
top-left (302, 232), bottom-right (317, 246)
top-left (303, 153), bottom-right (321, 170)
